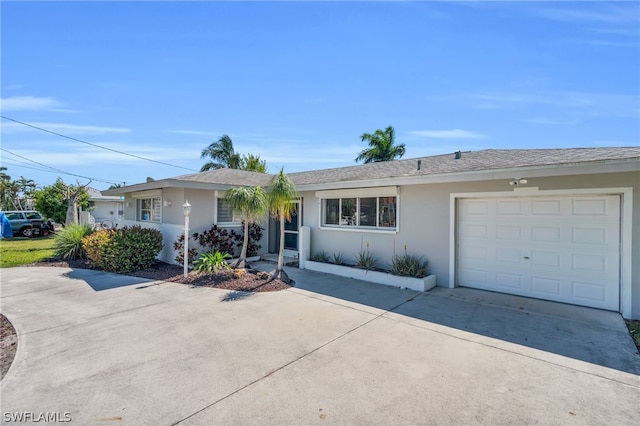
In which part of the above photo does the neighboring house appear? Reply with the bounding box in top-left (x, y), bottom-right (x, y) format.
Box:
top-left (79, 187), bottom-right (125, 227)
top-left (104, 147), bottom-right (640, 320)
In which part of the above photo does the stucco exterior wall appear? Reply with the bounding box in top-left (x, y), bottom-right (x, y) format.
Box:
top-left (120, 187), bottom-right (270, 262)
top-left (300, 171), bottom-right (639, 319)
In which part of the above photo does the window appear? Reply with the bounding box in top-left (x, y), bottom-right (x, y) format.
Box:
top-left (137, 197), bottom-right (161, 222)
top-left (217, 198), bottom-right (239, 223)
top-left (321, 196), bottom-right (397, 230)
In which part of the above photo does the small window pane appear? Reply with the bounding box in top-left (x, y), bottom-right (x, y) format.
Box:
top-left (379, 197), bottom-right (397, 228)
top-left (359, 198), bottom-right (376, 227)
top-left (324, 199), bottom-right (339, 225)
top-left (341, 198), bottom-right (356, 226)
top-left (217, 199), bottom-right (234, 222)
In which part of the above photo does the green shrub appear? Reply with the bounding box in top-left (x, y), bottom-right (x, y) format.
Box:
top-left (54, 224), bottom-right (93, 260)
top-left (193, 251), bottom-right (232, 273)
top-left (82, 229), bottom-right (114, 265)
top-left (310, 251), bottom-right (330, 263)
top-left (391, 249), bottom-right (429, 278)
top-left (354, 250), bottom-right (377, 270)
top-left (82, 226), bottom-right (163, 272)
top-left (331, 252), bottom-right (347, 265)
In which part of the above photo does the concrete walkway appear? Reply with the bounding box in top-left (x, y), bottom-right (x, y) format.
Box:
top-left (0, 265), bottom-right (638, 425)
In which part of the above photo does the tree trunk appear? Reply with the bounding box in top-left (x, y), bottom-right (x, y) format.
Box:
top-left (65, 190), bottom-right (83, 225)
top-left (233, 220), bottom-right (250, 269)
top-left (270, 210), bottom-right (291, 283)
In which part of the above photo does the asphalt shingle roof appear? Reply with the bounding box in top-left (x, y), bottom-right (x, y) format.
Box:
top-left (105, 147), bottom-right (640, 195)
top-left (173, 168), bottom-right (274, 187)
top-left (286, 147), bottom-right (640, 186)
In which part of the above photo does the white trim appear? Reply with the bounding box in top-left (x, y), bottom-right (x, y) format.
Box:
top-left (131, 189), bottom-right (162, 199)
top-left (214, 191), bottom-right (241, 226)
top-left (318, 226), bottom-right (399, 235)
top-left (449, 187), bottom-right (633, 318)
top-left (300, 160), bottom-right (640, 192)
top-left (317, 190), bottom-right (400, 233)
top-left (315, 186), bottom-right (398, 198)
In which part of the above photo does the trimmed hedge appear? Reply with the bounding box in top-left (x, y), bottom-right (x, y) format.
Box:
top-left (82, 226), bottom-right (163, 272)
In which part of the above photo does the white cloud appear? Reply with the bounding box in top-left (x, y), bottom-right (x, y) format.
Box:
top-left (1, 96), bottom-right (63, 112)
top-left (1, 121), bottom-right (131, 135)
top-left (410, 130), bottom-right (487, 139)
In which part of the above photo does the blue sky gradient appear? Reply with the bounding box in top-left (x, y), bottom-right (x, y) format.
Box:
top-left (1, 1), bottom-right (638, 189)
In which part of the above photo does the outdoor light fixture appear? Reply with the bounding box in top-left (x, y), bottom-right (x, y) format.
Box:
top-left (183, 200), bottom-right (191, 277)
top-left (509, 178), bottom-right (528, 187)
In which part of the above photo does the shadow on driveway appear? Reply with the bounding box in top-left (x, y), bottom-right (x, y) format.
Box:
top-left (63, 268), bottom-right (152, 291)
top-left (284, 265), bottom-right (640, 375)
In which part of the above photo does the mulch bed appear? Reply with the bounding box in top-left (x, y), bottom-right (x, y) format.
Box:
top-left (0, 314), bottom-right (17, 381)
top-left (30, 258), bottom-right (293, 292)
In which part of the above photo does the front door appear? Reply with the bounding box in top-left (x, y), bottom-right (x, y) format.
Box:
top-left (269, 199), bottom-right (301, 257)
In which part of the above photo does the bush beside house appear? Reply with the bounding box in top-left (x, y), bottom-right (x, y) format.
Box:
top-left (83, 226), bottom-right (163, 272)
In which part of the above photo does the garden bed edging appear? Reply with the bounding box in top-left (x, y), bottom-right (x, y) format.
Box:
top-left (304, 260), bottom-right (436, 292)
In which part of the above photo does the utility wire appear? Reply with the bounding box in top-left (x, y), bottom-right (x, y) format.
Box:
top-left (0, 147), bottom-right (123, 185)
top-left (1, 115), bottom-right (198, 172)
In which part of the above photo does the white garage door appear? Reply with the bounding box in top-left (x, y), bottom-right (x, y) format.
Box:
top-left (457, 195), bottom-right (620, 311)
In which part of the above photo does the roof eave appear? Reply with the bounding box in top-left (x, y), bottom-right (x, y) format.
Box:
top-left (295, 157), bottom-right (640, 192)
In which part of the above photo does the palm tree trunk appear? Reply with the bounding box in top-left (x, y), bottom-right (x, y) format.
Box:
top-left (233, 220), bottom-right (250, 269)
top-left (270, 210), bottom-right (291, 283)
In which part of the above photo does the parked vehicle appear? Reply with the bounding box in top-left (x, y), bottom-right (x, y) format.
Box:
top-left (0, 210), bottom-right (45, 237)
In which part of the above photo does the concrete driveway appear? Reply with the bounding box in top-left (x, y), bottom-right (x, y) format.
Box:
top-left (1, 265), bottom-right (638, 425)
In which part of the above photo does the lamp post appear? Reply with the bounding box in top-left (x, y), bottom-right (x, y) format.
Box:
top-left (183, 200), bottom-right (191, 278)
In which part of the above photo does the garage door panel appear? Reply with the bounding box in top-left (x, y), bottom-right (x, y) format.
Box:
top-left (457, 195), bottom-right (620, 311)
top-left (572, 197), bottom-right (617, 216)
top-left (572, 281), bottom-right (609, 303)
top-left (532, 199), bottom-right (562, 215)
top-left (532, 226), bottom-right (561, 242)
top-left (531, 250), bottom-right (561, 267)
top-left (496, 273), bottom-right (523, 289)
top-left (531, 276), bottom-right (561, 296)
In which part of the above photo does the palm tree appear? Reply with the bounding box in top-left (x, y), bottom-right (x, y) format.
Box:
top-left (224, 186), bottom-right (268, 269)
top-left (0, 167), bottom-right (12, 210)
top-left (240, 153), bottom-right (268, 173)
top-left (267, 168), bottom-right (298, 283)
top-left (355, 126), bottom-right (406, 163)
top-left (200, 134), bottom-right (242, 171)
top-left (16, 176), bottom-right (36, 210)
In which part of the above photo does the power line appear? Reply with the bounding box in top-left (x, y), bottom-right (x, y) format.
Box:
top-left (1, 115), bottom-right (198, 172)
top-left (0, 147), bottom-right (124, 185)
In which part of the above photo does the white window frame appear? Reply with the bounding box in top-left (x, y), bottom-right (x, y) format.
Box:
top-left (215, 192), bottom-right (241, 226)
top-left (132, 190), bottom-right (162, 223)
top-left (317, 186), bottom-right (399, 234)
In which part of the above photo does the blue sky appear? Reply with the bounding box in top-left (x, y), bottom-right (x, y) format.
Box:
top-left (1, 1), bottom-right (638, 190)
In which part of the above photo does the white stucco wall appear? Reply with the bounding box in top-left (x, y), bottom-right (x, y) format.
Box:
top-left (121, 187), bottom-right (269, 264)
top-left (300, 171), bottom-right (640, 319)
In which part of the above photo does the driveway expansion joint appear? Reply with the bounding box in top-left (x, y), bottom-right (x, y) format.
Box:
top-left (170, 293), bottom-right (419, 425)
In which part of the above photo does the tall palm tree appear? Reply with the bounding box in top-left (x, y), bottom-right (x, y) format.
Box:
top-left (267, 168), bottom-right (298, 283)
top-left (224, 186), bottom-right (268, 269)
top-left (0, 167), bottom-right (12, 210)
top-left (200, 134), bottom-right (242, 171)
top-left (16, 176), bottom-right (36, 210)
top-left (355, 126), bottom-right (406, 164)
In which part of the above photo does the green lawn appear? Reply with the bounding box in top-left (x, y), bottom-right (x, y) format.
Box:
top-left (626, 320), bottom-right (640, 353)
top-left (0, 237), bottom-right (56, 268)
